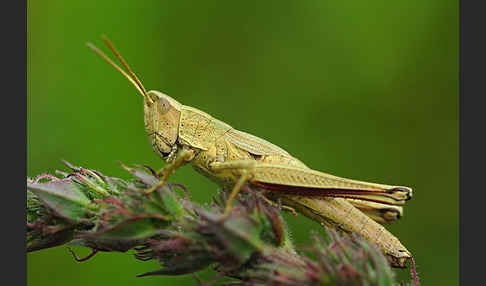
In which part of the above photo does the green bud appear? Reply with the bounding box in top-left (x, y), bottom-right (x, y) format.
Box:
top-left (27, 180), bottom-right (91, 222)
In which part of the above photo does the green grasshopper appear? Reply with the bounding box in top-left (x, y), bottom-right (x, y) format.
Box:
top-left (87, 37), bottom-right (413, 268)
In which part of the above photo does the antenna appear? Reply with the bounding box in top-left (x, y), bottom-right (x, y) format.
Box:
top-left (86, 36), bottom-right (153, 104)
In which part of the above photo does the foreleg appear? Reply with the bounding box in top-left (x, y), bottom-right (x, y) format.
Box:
top-left (144, 147), bottom-right (195, 195)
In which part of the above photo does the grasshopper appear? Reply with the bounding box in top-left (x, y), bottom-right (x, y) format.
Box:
top-left (87, 37), bottom-right (413, 268)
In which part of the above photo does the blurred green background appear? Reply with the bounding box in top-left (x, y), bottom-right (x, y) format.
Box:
top-left (27, 1), bottom-right (458, 285)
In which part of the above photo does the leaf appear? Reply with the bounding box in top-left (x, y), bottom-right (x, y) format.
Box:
top-left (27, 180), bottom-right (91, 222)
top-left (159, 188), bottom-right (185, 218)
top-left (90, 216), bottom-right (166, 240)
top-left (119, 163), bottom-right (158, 186)
top-left (27, 227), bottom-right (74, 252)
top-left (137, 253), bottom-right (214, 277)
top-left (198, 210), bottom-right (265, 265)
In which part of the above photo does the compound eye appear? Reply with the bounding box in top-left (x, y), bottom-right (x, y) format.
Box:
top-left (157, 97), bottom-right (171, 114)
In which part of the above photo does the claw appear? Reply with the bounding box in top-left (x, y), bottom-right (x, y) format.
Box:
top-left (143, 177), bottom-right (168, 195)
top-left (215, 213), bottom-right (231, 224)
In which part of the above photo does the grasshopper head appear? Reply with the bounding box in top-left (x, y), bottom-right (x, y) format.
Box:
top-left (87, 37), bottom-right (183, 160)
top-left (144, 90), bottom-right (182, 158)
